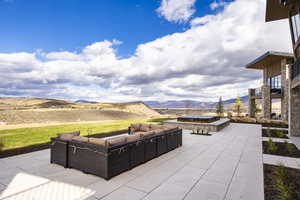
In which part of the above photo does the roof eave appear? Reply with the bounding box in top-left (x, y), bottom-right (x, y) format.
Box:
top-left (246, 51), bottom-right (294, 70)
top-left (265, 0), bottom-right (290, 22)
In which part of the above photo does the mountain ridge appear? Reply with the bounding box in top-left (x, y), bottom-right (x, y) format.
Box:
top-left (144, 96), bottom-right (249, 108)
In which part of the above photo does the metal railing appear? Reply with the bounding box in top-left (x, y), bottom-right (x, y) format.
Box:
top-left (270, 88), bottom-right (283, 96)
top-left (291, 57), bottom-right (300, 80)
top-left (250, 87), bottom-right (283, 97)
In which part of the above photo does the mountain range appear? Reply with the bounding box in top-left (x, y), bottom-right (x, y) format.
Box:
top-left (74, 100), bottom-right (99, 104)
top-left (144, 96), bottom-right (249, 108)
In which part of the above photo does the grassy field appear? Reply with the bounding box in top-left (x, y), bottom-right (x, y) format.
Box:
top-left (0, 118), bottom-right (168, 150)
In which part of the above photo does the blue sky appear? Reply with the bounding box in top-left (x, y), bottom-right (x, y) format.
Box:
top-left (0, 0), bottom-right (228, 57)
top-left (0, 0), bottom-right (291, 102)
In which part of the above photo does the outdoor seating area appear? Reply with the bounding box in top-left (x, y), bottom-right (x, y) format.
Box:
top-left (50, 123), bottom-right (182, 180)
top-left (0, 123), bottom-right (268, 200)
top-left (2, 0), bottom-right (300, 199)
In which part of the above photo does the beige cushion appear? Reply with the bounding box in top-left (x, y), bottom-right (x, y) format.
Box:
top-left (129, 127), bottom-right (137, 134)
top-left (72, 136), bottom-right (89, 143)
top-left (126, 134), bottom-right (141, 143)
top-left (129, 129), bottom-right (134, 134)
top-left (133, 131), bottom-right (145, 136)
top-left (59, 134), bottom-right (75, 141)
top-left (156, 129), bottom-right (168, 134)
top-left (58, 131), bottom-right (80, 140)
top-left (131, 123), bottom-right (141, 131)
top-left (164, 125), bottom-right (179, 130)
top-left (139, 123), bottom-right (151, 132)
top-left (163, 128), bottom-right (171, 132)
top-left (141, 131), bottom-right (155, 138)
top-left (152, 129), bottom-right (164, 135)
top-left (88, 138), bottom-right (106, 146)
top-left (106, 136), bottom-right (126, 147)
top-left (150, 124), bottom-right (163, 130)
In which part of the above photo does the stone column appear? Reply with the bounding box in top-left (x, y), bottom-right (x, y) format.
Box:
top-left (262, 85), bottom-right (271, 119)
top-left (290, 86), bottom-right (300, 136)
top-left (248, 89), bottom-right (256, 118)
top-left (281, 59), bottom-right (289, 121)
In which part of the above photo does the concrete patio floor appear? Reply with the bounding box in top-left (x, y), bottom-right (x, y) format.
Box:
top-left (0, 123), bottom-right (264, 200)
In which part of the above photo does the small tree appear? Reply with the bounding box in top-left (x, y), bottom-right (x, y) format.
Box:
top-left (234, 96), bottom-right (243, 117)
top-left (227, 111), bottom-right (233, 118)
top-left (216, 97), bottom-right (224, 117)
top-left (254, 101), bottom-right (261, 115)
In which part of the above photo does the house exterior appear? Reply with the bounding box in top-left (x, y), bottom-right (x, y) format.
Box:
top-left (246, 51), bottom-right (294, 121)
top-left (265, 0), bottom-right (300, 136)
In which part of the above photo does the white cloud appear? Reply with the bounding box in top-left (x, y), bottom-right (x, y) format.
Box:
top-left (210, 0), bottom-right (227, 10)
top-left (46, 51), bottom-right (82, 61)
top-left (157, 0), bottom-right (196, 23)
top-left (0, 0), bottom-right (293, 102)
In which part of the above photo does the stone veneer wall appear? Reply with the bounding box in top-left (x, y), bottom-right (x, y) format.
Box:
top-left (290, 86), bottom-right (300, 136)
top-left (291, 73), bottom-right (300, 89)
top-left (281, 59), bottom-right (289, 121)
top-left (248, 89), bottom-right (256, 118)
top-left (262, 85), bottom-right (271, 119)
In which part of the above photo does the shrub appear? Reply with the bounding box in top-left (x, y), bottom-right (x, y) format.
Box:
top-left (268, 138), bottom-right (278, 153)
top-left (266, 128), bottom-right (272, 138)
top-left (234, 96), bottom-right (243, 117)
top-left (276, 130), bottom-right (284, 138)
top-left (284, 141), bottom-right (294, 154)
top-left (275, 164), bottom-right (292, 200)
top-left (216, 97), bottom-right (224, 117)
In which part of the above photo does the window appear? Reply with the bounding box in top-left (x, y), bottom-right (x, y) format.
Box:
top-left (267, 75), bottom-right (282, 89)
top-left (291, 8), bottom-right (300, 43)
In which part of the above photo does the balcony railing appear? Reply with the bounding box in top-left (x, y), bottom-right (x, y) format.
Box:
top-left (271, 88), bottom-right (283, 96)
top-left (291, 57), bottom-right (300, 80)
top-left (250, 87), bottom-right (283, 98)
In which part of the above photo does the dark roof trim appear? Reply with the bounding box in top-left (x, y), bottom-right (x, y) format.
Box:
top-left (266, 0), bottom-right (298, 22)
top-left (246, 51), bottom-right (294, 69)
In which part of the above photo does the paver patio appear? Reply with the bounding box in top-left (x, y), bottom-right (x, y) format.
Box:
top-left (0, 123), bottom-right (264, 200)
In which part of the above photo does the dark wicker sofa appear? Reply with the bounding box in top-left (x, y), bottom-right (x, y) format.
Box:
top-left (51, 123), bottom-right (182, 180)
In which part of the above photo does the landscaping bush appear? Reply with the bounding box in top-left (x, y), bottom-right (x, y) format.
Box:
top-left (266, 128), bottom-right (272, 138)
top-left (262, 129), bottom-right (289, 139)
top-left (230, 117), bottom-right (288, 128)
top-left (284, 141), bottom-right (294, 154)
top-left (276, 130), bottom-right (285, 138)
top-left (264, 164), bottom-right (300, 200)
top-left (263, 141), bottom-right (300, 158)
top-left (267, 139), bottom-right (278, 153)
top-left (230, 117), bottom-right (257, 124)
top-left (275, 165), bottom-right (292, 200)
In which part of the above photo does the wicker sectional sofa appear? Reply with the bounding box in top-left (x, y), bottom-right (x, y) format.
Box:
top-left (50, 123), bottom-right (182, 180)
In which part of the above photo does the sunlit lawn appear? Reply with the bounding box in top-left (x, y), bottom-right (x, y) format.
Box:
top-left (0, 118), bottom-right (169, 150)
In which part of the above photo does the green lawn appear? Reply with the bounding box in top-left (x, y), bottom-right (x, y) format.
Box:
top-left (0, 118), bottom-right (168, 150)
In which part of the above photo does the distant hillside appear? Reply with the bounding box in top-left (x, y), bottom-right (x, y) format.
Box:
top-left (144, 96), bottom-right (249, 108)
top-left (75, 100), bottom-right (99, 104)
top-left (0, 97), bottom-right (73, 110)
top-left (90, 101), bottom-right (161, 118)
top-left (0, 109), bottom-right (146, 125)
top-left (0, 98), bottom-right (162, 125)
top-left (0, 98), bottom-right (161, 125)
